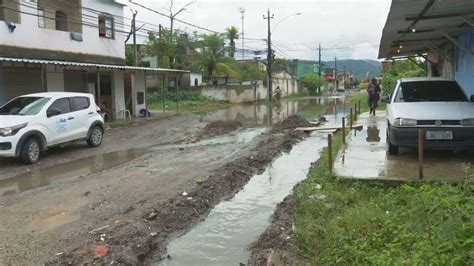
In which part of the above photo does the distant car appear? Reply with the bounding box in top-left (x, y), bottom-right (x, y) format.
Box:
top-left (383, 77), bottom-right (474, 155)
top-left (0, 92), bottom-right (104, 164)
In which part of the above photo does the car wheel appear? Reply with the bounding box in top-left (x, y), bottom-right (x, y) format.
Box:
top-left (21, 138), bottom-right (41, 164)
top-left (87, 126), bottom-right (104, 147)
top-left (387, 127), bottom-right (399, 155)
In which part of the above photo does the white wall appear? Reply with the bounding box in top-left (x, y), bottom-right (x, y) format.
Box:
top-left (131, 71), bottom-right (146, 117)
top-left (190, 73), bottom-right (202, 87)
top-left (112, 69), bottom-right (125, 119)
top-left (0, 0), bottom-right (125, 60)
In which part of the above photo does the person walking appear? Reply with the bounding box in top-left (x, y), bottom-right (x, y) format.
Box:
top-left (367, 78), bottom-right (381, 115)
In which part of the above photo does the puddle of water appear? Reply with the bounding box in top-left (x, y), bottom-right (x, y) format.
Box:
top-left (198, 96), bottom-right (346, 128)
top-left (0, 149), bottom-right (146, 196)
top-left (335, 112), bottom-right (474, 181)
top-left (159, 133), bottom-right (328, 266)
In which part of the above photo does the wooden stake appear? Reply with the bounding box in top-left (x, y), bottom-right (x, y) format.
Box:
top-left (354, 103), bottom-right (358, 119)
top-left (350, 108), bottom-right (353, 129)
top-left (358, 101), bottom-right (361, 114)
top-left (328, 134), bottom-right (333, 174)
top-left (418, 129), bottom-right (424, 180)
top-left (342, 117), bottom-right (346, 145)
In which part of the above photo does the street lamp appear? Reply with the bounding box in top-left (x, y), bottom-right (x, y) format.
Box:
top-left (272, 12), bottom-right (302, 34)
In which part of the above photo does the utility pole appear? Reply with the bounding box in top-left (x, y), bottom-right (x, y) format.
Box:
top-left (343, 65), bottom-right (346, 90)
top-left (318, 43), bottom-right (322, 94)
top-left (239, 7), bottom-right (245, 60)
top-left (264, 9), bottom-right (274, 101)
top-left (334, 55), bottom-right (337, 91)
top-left (132, 10), bottom-right (138, 66)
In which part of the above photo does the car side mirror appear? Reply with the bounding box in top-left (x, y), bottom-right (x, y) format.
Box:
top-left (471, 95), bottom-right (474, 102)
top-left (47, 108), bottom-right (61, 117)
top-left (381, 95), bottom-right (390, 103)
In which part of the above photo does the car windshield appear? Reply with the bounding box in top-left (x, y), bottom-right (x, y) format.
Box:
top-left (395, 81), bottom-right (468, 102)
top-left (0, 97), bottom-right (51, 116)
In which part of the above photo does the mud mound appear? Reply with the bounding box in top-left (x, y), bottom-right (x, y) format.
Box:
top-left (49, 115), bottom-right (310, 265)
top-left (195, 120), bottom-right (243, 140)
top-left (270, 114), bottom-right (311, 133)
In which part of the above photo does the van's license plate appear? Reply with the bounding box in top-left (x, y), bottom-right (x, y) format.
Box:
top-left (426, 131), bottom-right (453, 140)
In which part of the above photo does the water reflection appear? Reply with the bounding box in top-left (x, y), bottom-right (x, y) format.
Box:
top-left (366, 126), bottom-right (381, 142)
top-left (198, 97), bottom-right (346, 128)
top-left (0, 149), bottom-right (146, 195)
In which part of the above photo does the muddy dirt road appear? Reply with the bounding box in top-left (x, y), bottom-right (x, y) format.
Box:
top-left (0, 97), bottom-right (345, 265)
top-left (0, 111), bottom-right (313, 264)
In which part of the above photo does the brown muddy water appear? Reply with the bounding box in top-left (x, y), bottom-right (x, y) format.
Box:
top-left (158, 102), bottom-right (347, 265)
top-left (0, 149), bottom-right (146, 196)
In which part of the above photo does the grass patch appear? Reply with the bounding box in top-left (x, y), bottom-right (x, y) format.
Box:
top-left (147, 91), bottom-right (229, 112)
top-left (349, 92), bottom-right (387, 113)
top-left (293, 117), bottom-right (473, 265)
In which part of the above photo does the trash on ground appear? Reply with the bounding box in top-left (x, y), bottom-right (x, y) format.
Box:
top-left (89, 225), bottom-right (110, 235)
top-left (94, 245), bottom-right (109, 257)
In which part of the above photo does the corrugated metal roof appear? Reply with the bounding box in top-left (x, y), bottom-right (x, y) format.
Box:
top-left (378, 0), bottom-right (474, 59)
top-left (0, 57), bottom-right (189, 73)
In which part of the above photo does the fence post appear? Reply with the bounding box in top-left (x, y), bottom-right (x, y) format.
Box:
top-left (353, 103), bottom-right (357, 121)
top-left (342, 117), bottom-right (346, 145)
top-left (358, 101), bottom-right (361, 114)
top-left (328, 134), bottom-right (333, 174)
top-left (350, 108), bottom-right (353, 129)
top-left (418, 129), bottom-right (424, 180)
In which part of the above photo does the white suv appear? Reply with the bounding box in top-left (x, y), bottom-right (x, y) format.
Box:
top-left (0, 92), bottom-right (104, 164)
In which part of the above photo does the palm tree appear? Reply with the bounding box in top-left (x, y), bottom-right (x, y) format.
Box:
top-left (225, 26), bottom-right (239, 58)
top-left (194, 33), bottom-right (240, 83)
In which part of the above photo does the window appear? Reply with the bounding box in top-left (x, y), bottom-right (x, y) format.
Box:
top-left (99, 14), bottom-right (114, 38)
top-left (55, 11), bottom-right (68, 31)
top-left (71, 97), bottom-right (90, 111)
top-left (0, 97), bottom-right (50, 116)
top-left (38, 6), bottom-right (45, 28)
top-left (48, 98), bottom-right (72, 115)
top-left (395, 81), bottom-right (468, 103)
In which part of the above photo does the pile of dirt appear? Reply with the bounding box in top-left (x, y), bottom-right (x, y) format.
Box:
top-left (48, 115), bottom-right (311, 265)
top-left (193, 120), bottom-right (243, 141)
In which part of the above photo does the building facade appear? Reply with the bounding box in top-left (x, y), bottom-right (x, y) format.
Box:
top-left (378, 0), bottom-right (474, 95)
top-left (0, 0), bottom-right (185, 119)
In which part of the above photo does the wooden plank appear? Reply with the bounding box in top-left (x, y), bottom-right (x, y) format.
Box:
top-left (295, 124), bottom-right (363, 132)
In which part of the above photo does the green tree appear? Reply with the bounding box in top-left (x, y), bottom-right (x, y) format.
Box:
top-left (241, 64), bottom-right (265, 81)
top-left (194, 33), bottom-right (240, 83)
top-left (302, 73), bottom-right (327, 95)
top-left (382, 59), bottom-right (426, 94)
top-left (225, 26), bottom-right (239, 58)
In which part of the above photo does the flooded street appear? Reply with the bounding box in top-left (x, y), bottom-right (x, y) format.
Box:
top-left (0, 96), bottom-right (346, 265)
top-left (158, 98), bottom-right (347, 265)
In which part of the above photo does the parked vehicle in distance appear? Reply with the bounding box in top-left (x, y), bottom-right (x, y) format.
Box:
top-left (0, 92), bottom-right (104, 164)
top-left (383, 77), bottom-right (474, 155)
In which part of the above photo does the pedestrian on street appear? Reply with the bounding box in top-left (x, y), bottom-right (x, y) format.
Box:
top-left (367, 78), bottom-right (381, 115)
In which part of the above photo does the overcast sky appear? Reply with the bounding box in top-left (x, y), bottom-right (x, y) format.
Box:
top-left (127, 0), bottom-right (392, 61)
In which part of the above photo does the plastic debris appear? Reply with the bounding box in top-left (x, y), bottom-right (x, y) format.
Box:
top-left (89, 225), bottom-right (110, 235)
top-left (182, 191), bottom-right (188, 196)
top-left (94, 245), bottom-right (109, 257)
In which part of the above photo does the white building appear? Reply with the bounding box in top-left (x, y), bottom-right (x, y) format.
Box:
top-left (0, 0), bottom-right (186, 119)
